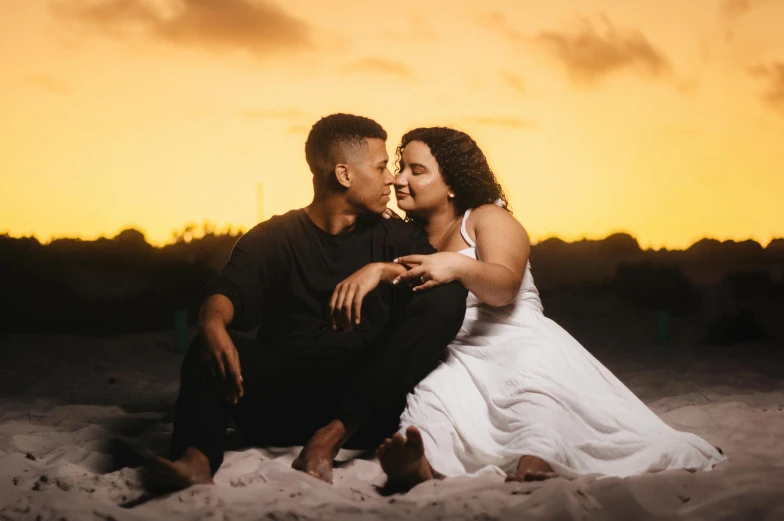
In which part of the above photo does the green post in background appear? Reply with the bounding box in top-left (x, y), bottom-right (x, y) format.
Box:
top-left (655, 310), bottom-right (669, 344)
top-left (174, 309), bottom-right (188, 353)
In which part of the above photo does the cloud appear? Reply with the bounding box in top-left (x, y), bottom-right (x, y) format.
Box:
top-left (501, 72), bottom-right (526, 95)
top-left (465, 116), bottom-right (539, 129)
top-left (722, 0), bottom-right (771, 17)
top-left (748, 62), bottom-right (784, 114)
top-left (535, 18), bottom-right (670, 85)
top-left (52, 0), bottom-right (312, 59)
top-left (341, 58), bottom-right (414, 80)
top-left (720, 0), bottom-right (773, 43)
top-left (239, 108), bottom-right (306, 121)
top-left (26, 74), bottom-right (72, 94)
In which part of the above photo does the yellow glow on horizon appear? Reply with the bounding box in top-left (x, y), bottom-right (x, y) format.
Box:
top-left (1, 1), bottom-right (782, 250)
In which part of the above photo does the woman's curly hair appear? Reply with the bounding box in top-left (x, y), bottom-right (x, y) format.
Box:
top-left (395, 127), bottom-right (510, 216)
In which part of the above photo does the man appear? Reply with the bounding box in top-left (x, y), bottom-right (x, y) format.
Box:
top-left (146, 113), bottom-right (467, 490)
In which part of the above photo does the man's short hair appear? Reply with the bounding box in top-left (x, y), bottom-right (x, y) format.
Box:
top-left (305, 113), bottom-right (387, 180)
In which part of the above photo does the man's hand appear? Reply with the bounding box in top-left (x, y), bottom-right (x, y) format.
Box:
top-left (199, 321), bottom-right (244, 404)
top-left (393, 252), bottom-right (467, 292)
top-left (329, 263), bottom-right (385, 331)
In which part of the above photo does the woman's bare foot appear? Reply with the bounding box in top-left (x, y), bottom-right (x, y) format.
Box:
top-left (377, 426), bottom-right (434, 490)
top-left (143, 447), bottom-right (214, 493)
top-left (505, 455), bottom-right (557, 482)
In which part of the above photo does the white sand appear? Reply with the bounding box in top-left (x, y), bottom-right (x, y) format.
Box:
top-left (1, 320), bottom-right (783, 520)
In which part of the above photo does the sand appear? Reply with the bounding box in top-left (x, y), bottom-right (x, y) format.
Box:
top-left (1, 314), bottom-right (783, 520)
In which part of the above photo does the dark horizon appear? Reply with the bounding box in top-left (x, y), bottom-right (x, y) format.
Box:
top-left (2, 224), bottom-right (782, 340)
top-left (3, 226), bottom-right (783, 253)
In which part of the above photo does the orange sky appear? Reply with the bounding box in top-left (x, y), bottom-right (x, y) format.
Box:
top-left (1, 0), bottom-right (782, 248)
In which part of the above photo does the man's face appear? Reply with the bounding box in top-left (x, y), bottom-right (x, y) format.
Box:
top-left (345, 138), bottom-right (394, 215)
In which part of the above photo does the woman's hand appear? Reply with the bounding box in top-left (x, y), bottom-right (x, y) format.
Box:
top-left (381, 207), bottom-right (402, 220)
top-left (330, 263), bottom-right (385, 331)
top-left (393, 252), bottom-right (467, 292)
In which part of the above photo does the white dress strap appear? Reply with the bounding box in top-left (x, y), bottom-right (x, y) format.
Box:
top-left (459, 209), bottom-right (475, 248)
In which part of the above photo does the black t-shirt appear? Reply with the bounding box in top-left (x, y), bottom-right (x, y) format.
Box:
top-left (203, 209), bottom-right (435, 354)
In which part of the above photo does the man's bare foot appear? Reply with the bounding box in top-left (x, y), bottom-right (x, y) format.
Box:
top-left (505, 455), bottom-right (557, 482)
top-left (143, 447), bottom-right (214, 493)
top-left (377, 426), bottom-right (434, 490)
top-left (292, 444), bottom-right (335, 484)
top-left (292, 420), bottom-right (354, 484)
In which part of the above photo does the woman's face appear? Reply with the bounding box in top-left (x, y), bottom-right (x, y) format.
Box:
top-left (395, 140), bottom-right (452, 217)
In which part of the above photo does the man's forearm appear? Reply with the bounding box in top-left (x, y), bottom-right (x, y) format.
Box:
top-left (198, 294), bottom-right (235, 331)
top-left (378, 262), bottom-right (407, 284)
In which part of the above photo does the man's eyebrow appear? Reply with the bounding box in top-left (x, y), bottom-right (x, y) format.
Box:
top-left (376, 159), bottom-right (389, 166)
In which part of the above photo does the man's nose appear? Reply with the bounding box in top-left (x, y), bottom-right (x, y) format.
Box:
top-left (384, 169), bottom-right (395, 185)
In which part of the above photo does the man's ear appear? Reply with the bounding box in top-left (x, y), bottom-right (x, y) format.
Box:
top-left (334, 163), bottom-right (351, 189)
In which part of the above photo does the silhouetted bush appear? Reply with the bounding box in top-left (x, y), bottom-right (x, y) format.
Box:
top-left (723, 270), bottom-right (778, 299)
top-left (686, 238), bottom-right (765, 262)
top-left (766, 238), bottom-right (784, 252)
top-left (611, 262), bottom-right (702, 316)
top-left (0, 230), bottom-right (781, 334)
top-left (596, 233), bottom-right (641, 256)
top-left (702, 308), bottom-right (771, 345)
top-left (0, 229), bottom-right (240, 334)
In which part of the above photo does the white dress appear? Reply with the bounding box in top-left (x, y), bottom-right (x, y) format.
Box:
top-left (399, 210), bottom-right (726, 478)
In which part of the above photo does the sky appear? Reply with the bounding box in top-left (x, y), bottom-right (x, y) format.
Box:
top-left (1, 0), bottom-right (782, 248)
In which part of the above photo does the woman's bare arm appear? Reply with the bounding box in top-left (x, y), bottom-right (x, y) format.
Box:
top-left (452, 204), bottom-right (530, 306)
top-left (393, 205), bottom-right (530, 306)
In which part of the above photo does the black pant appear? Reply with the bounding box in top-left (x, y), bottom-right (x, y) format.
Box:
top-left (169, 283), bottom-right (467, 475)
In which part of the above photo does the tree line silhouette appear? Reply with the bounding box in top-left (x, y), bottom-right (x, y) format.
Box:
top-left (1, 227), bottom-right (782, 345)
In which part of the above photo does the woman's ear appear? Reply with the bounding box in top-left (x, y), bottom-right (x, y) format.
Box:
top-left (334, 163), bottom-right (351, 189)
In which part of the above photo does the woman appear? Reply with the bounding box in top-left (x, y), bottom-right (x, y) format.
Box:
top-left (373, 127), bottom-right (725, 489)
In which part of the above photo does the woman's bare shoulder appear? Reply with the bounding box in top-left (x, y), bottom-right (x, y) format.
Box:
top-left (468, 204), bottom-right (526, 232)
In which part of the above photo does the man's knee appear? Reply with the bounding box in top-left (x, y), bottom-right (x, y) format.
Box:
top-left (181, 334), bottom-right (207, 378)
top-left (181, 330), bottom-right (255, 371)
top-left (413, 283), bottom-right (467, 324)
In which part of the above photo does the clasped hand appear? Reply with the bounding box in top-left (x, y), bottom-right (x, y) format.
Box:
top-left (328, 252), bottom-right (464, 331)
top-left (393, 252), bottom-right (464, 292)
